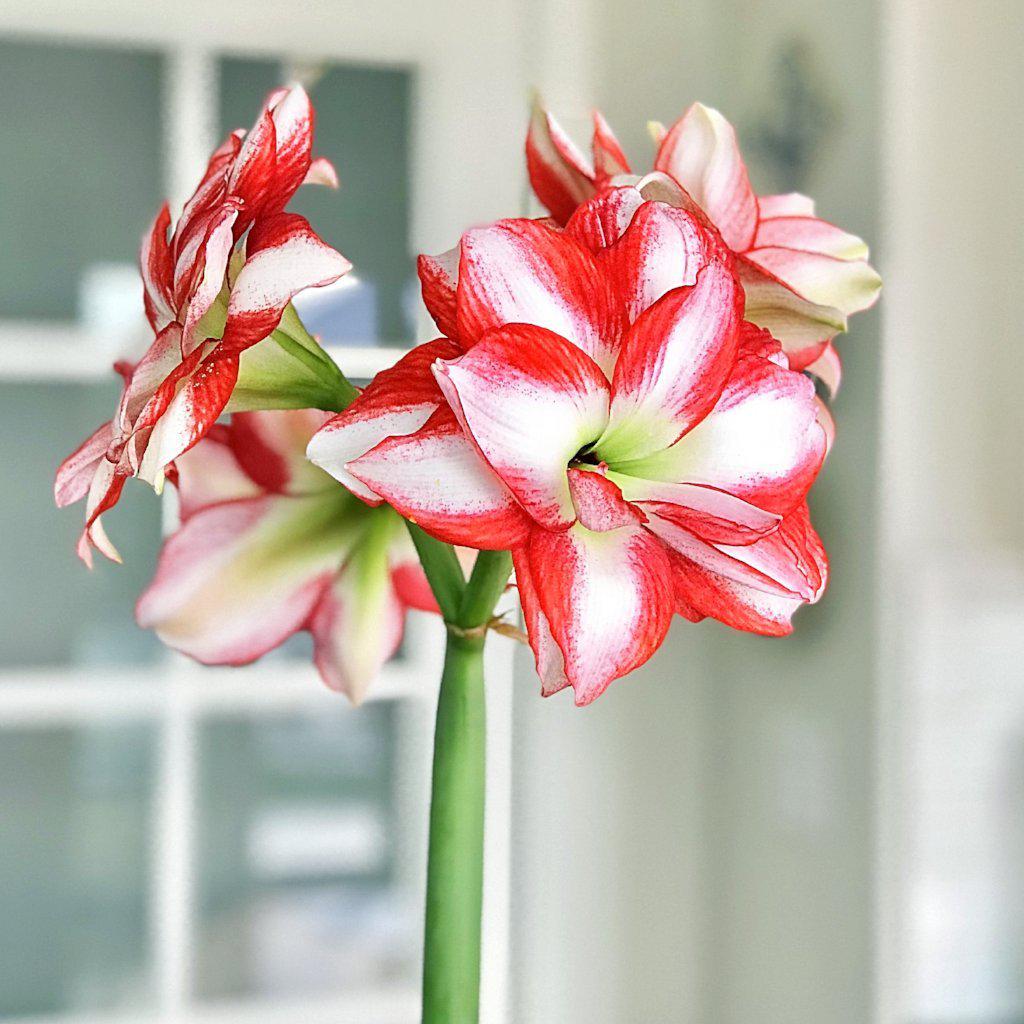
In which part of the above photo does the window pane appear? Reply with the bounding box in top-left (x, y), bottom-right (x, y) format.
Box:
top-left (0, 382), bottom-right (163, 668)
top-left (0, 722), bottom-right (156, 1018)
top-left (218, 58), bottom-right (414, 347)
top-left (195, 705), bottom-right (420, 1000)
top-left (0, 40), bottom-right (163, 322)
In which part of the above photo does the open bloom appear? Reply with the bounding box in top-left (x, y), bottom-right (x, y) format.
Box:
top-left (55, 85), bottom-right (350, 564)
top-left (135, 409), bottom-right (437, 703)
top-left (526, 100), bottom-right (881, 393)
top-left (309, 186), bottom-right (828, 704)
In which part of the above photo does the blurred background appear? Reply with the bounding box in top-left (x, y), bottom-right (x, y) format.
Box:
top-left (0, 1), bottom-right (1020, 1022)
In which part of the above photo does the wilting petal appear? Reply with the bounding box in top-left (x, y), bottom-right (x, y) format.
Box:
top-left (592, 111), bottom-right (631, 179)
top-left (598, 261), bottom-right (740, 462)
top-left (220, 213), bottom-right (351, 355)
top-left (753, 216), bottom-right (869, 260)
top-left (654, 103), bottom-right (758, 250)
top-left (307, 338), bottom-right (460, 503)
top-left (140, 204), bottom-right (175, 330)
top-left (309, 515), bottom-right (406, 703)
top-left (417, 245), bottom-right (460, 341)
top-left (136, 493), bottom-right (353, 666)
top-left (303, 156), bottom-right (339, 188)
top-left (518, 515), bottom-right (675, 705)
top-left (608, 473), bottom-right (781, 545)
top-left (667, 502), bottom-right (827, 635)
top-left (433, 324), bottom-right (611, 530)
top-left (456, 218), bottom-right (620, 371)
top-left (347, 406), bottom-right (532, 549)
top-left (744, 246), bottom-right (882, 318)
top-left (736, 257), bottom-right (846, 349)
top-left (600, 199), bottom-right (713, 320)
top-left (525, 101), bottom-right (596, 225)
top-left (173, 427), bottom-right (263, 519)
top-left (55, 421), bottom-right (113, 508)
top-left (612, 348), bottom-right (826, 515)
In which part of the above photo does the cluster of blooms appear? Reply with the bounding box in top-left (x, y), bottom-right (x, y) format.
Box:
top-left (57, 92), bottom-right (878, 706)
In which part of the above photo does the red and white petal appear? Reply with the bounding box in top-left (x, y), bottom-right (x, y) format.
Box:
top-left (456, 218), bottom-right (619, 371)
top-left (667, 502), bottom-right (827, 635)
top-left (220, 213), bottom-right (351, 355)
top-left (55, 421), bottom-right (114, 508)
top-left (736, 257), bottom-right (847, 349)
top-left (600, 200), bottom-right (714, 321)
top-left (654, 103), bottom-right (758, 251)
top-left (757, 193), bottom-right (815, 218)
top-left (136, 494), bottom-right (345, 666)
top-left (303, 156), bottom-right (339, 189)
top-left (567, 468), bottom-right (643, 532)
top-left (591, 111), bottom-right (631, 179)
top-left (116, 323), bottom-right (185, 435)
top-left (306, 338), bottom-right (460, 503)
top-left (753, 216), bottom-right (869, 260)
top-left (417, 245), bottom-right (460, 341)
top-left (512, 543), bottom-right (570, 697)
top-left (264, 85), bottom-right (315, 212)
top-left (807, 340), bottom-right (842, 400)
top-left (227, 108), bottom-right (278, 225)
top-left (608, 472), bottom-right (781, 545)
top-left (180, 204), bottom-right (239, 354)
top-left (744, 246), bottom-right (882, 318)
top-left (520, 515), bottom-right (676, 705)
top-left (598, 261), bottom-right (740, 463)
top-left (140, 204), bottom-right (175, 331)
top-left (173, 427), bottom-right (263, 520)
top-left (434, 324), bottom-right (611, 530)
top-left (525, 101), bottom-right (596, 225)
top-left (226, 408), bottom-right (331, 496)
top-left (309, 532), bottom-right (407, 704)
top-left (613, 349), bottom-right (826, 515)
top-left (563, 185), bottom-right (645, 255)
top-left (348, 406), bottom-right (532, 550)
top-left (77, 454), bottom-right (131, 566)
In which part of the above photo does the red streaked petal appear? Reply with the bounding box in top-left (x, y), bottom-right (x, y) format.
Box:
top-left (601, 200), bottom-right (714, 320)
top-left (55, 421), bottom-right (114, 508)
top-left (417, 245), bottom-right (460, 341)
top-left (598, 261), bottom-right (741, 462)
top-left (612, 348), bottom-right (826, 515)
top-left (306, 338), bottom-right (460, 503)
top-left (654, 103), bottom-right (758, 250)
top-left (522, 515), bottom-right (675, 705)
top-left (512, 543), bottom-right (570, 697)
top-left (456, 218), bottom-right (620, 371)
top-left (591, 111), bottom-right (631, 178)
top-left (567, 468), bottom-right (643, 531)
top-left (264, 84), bottom-right (315, 212)
top-left (219, 213), bottom-right (351, 355)
top-left (140, 204), bottom-right (175, 330)
top-left (173, 429), bottom-right (263, 520)
top-left (433, 324), bottom-right (611, 530)
top-left (525, 101), bottom-right (596, 225)
top-left (563, 185), bottom-right (644, 255)
top-left (227, 408), bottom-right (331, 495)
top-left (180, 204), bottom-right (238, 354)
top-left (347, 406), bottom-right (532, 550)
top-left (227, 108), bottom-right (277, 224)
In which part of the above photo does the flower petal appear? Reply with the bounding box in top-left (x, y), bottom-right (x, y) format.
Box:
top-left (303, 155), bottom-right (339, 189)
top-left (597, 260), bottom-right (741, 463)
top-left (433, 324), bottom-right (611, 530)
top-left (757, 193), bottom-right (815, 218)
top-left (753, 216), bottom-right (869, 260)
top-left (264, 84), bottom-right (315, 213)
top-left (807, 341), bottom-right (842, 400)
top-left (136, 493), bottom-right (353, 666)
top-left (744, 246), bottom-right (882, 318)
top-left (567, 468), bottom-right (643, 532)
top-left (562, 185), bottom-right (645, 255)
top-left (347, 406), bottom-right (532, 549)
top-left (417, 245), bottom-right (460, 341)
top-left (511, 544), bottom-right (570, 697)
top-left (525, 100), bottom-right (596, 225)
top-left (173, 426), bottom-right (263, 520)
top-left (226, 409), bottom-right (332, 496)
top-left (307, 338), bottom-right (460, 503)
top-left (591, 111), bottom-right (631, 179)
top-left (456, 218), bottom-right (620, 371)
top-left (519, 515), bottom-right (675, 705)
top-left (654, 103), bottom-right (758, 250)
top-left (611, 347), bottom-right (826, 515)
top-left (55, 421), bottom-right (114, 508)
top-left (140, 204), bottom-right (175, 331)
top-left (220, 213), bottom-right (351, 355)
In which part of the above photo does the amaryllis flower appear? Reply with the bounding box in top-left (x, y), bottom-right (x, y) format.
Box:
top-left (135, 409), bottom-right (437, 703)
top-left (308, 186), bottom-right (828, 704)
top-left (526, 100), bottom-right (881, 393)
top-left (55, 85), bottom-right (350, 564)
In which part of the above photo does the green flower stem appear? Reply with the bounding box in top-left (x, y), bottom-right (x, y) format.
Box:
top-left (407, 523), bottom-right (466, 620)
top-left (418, 546), bottom-right (514, 1024)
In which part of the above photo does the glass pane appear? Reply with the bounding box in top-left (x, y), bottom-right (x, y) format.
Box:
top-left (0, 722), bottom-right (156, 1018)
top-left (195, 704), bottom-right (419, 1000)
top-left (0, 381), bottom-right (163, 668)
top-left (218, 58), bottom-right (414, 347)
top-left (0, 40), bottom-right (163, 322)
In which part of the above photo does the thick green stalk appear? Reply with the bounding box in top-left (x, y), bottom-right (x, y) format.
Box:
top-left (419, 547), bottom-right (513, 1024)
